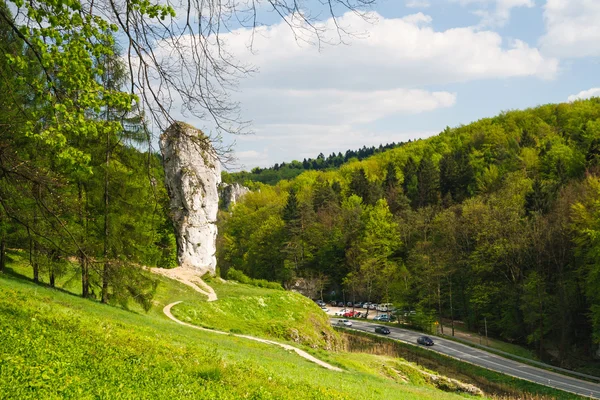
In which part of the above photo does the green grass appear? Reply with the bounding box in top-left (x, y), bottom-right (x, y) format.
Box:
top-left (0, 269), bottom-right (485, 400)
top-left (172, 280), bottom-right (339, 349)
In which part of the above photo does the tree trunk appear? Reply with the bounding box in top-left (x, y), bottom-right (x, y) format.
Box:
top-left (101, 112), bottom-right (111, 304)
top-left (49, 249), bottom-right (57, 288)
top-left (78, 183), bottom-right (89, 298)
top-left (539, 297), bottom-right (544, 359)
top-left (49, 265), bottom-right (55, 287)
top-left (30, 235), bottom-right (39, 283)
top-left (449, 278), bottom-right (454, 337)
top-left (437, 279), bottom-right (444, 335)
top-left (0, 236), bottom-right (5, 273)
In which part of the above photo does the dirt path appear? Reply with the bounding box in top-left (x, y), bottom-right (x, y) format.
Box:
top-left (163, 301), bottom-right (342, 372)
top-left (150, 267), bottom-right (217, 301)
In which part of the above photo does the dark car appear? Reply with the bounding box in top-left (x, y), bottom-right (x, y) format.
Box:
top-left (375, 326), bottom-right (390, 335)
top-left (417, 336), bottom-right (434, 346)
top-left (330, 300), bottom-right (338, 307)
top-left (337, 301), bottom-right (345, 307)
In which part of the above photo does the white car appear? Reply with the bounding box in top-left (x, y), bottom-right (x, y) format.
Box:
top-left (334, 308), bottom-right (349, 316)
top-left (337, 319), bottom-right (353, 327)
top-left (377, 303), bottom-right (393, 312)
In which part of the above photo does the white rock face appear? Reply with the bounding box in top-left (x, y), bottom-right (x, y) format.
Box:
top-left (160, 122), bottom-right (221, 275)
top-left (219, 182), bottom-right (250, 210)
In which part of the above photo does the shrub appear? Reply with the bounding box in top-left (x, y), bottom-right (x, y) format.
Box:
top-left (226, 268), bottom-right (283, 290)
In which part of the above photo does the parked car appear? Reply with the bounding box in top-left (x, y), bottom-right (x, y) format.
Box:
top-left (343, 310), bottom-right (359, 318)
top-left (368, 303), bottom-right (378, 310)
top-left (375, 326), bottom-right (390, 335)
top-left (337, 301), bottom-right (345, 307)
top-left (315, 300), bottom-right (325, 307)
top-left (334, 308), bottom-right (349, 316)
top-left (347, 301), bottom-right (353, 307)
top-left (330, 301), bottom-right (338, 307)
top-left (320, 306), bottom-right (328, 312)
top-left (377, 303), bottom-right (393, 312)
top-left (376, 314), bottom-right (397, 322)
top-left (354, 302), bottom-right (363, 308)
top-left (362, 302), bottom-right (371, 309)
top-left (337, 319), bottom-right (353, 327)
top-left (417, 336), bottom-right (434, 346)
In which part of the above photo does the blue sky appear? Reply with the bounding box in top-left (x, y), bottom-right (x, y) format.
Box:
top-left (169, 0), bottom-right (600, 170)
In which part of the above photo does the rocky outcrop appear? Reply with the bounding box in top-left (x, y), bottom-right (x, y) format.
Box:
top-left (160, 122), bottom-right (221, 275)
top-left (219, 182), bottom-right (250, 210)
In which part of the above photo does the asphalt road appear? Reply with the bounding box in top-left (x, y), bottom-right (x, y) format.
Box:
top-left (334, 319), bottom-right (600, 399)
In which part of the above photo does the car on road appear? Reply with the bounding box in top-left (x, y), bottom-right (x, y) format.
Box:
top-left (337, 319), bottom-right (353, 327)
top-left (417, 336), bottom-right (434, 346)
top-left (375, 326), bottom-right (390, 335)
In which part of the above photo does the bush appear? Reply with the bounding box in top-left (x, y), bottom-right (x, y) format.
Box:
top-left (226, 268), bottom-right (283, 290)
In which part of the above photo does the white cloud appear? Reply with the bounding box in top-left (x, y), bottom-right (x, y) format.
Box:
top-left (225, 11), bottom-right (557, 92)
top-left (237, 88), bottom-right (456, 125)
top-left (406, 0), bottom-right (431, 8)
top-left (540, 0), bottom-right (600, 58)
top-left (152, 11), bottom-right (558, 167)
top-left (568, 88), bottom-right (600, 102)
top-left (452, 0), bottom-right (535, 27)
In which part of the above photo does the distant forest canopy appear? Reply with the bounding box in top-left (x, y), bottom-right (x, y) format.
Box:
top-left (223, 141), bottom-right (409, 186)
top-left (217, 98), bottom-right (600, 367)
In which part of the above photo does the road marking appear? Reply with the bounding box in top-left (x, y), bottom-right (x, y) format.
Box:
top-left (436, 343), bottom-right (599, 395)
top-left (345, 321), bottom-right (600, 398)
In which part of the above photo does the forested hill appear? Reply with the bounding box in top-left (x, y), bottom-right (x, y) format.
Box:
top-left (223, 141), bottom-right (407, 186)
top-left (217, 98), bottom-right (600, 368)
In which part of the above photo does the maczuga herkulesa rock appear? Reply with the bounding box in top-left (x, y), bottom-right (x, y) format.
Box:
top-left (160, 122), bottom-right (221, 275)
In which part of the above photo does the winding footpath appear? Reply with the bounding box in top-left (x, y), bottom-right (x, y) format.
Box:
top-left (151, 267), bottom-right (218, 301)
top-left (155, 268), bottom-right (340, 370)
top-left (163, 301), bottom-right (342, 371)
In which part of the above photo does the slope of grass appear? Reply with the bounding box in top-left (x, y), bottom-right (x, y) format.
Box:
top-left (172, 280), bottom-right (339, 349)
top-left (0, 271), bottom-right (484, 400)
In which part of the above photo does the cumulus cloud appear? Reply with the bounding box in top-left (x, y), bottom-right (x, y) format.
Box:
top-left (540, 0), bottom-right (600, 58)
top-left (452, 0), bottom-right (535, 27)
top-left (155, 11), bottom-right (558, 167)
top-left (224, 11), bottom-right (557, 92)
top-left (568, 88), bottom-right (600, 102)
top-left (237, 88), bottom-right (456, 125)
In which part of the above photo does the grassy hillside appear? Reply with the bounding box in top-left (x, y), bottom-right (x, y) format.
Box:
top-left (0, 270), bottom-right (490, 400)
top-left (172, 279), bottom-right (339, 349)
